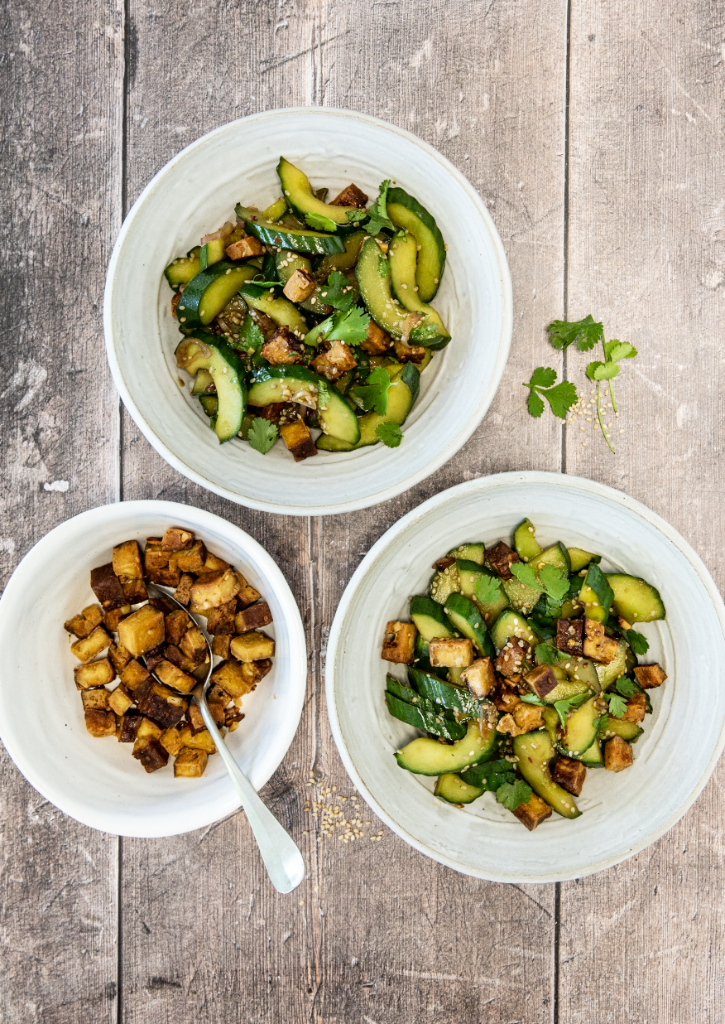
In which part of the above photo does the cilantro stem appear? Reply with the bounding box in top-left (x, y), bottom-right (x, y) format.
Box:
top-left (601, 336), bottom-right (618, 415)
top-left (597, 381), bottom-right (615, 454)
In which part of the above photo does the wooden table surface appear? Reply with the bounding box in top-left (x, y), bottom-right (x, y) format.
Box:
top-left (2, 1), bottom-right (724, 1020)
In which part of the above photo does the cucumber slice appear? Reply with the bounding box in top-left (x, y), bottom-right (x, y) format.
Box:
top-left (239, 284), bottom-right (308, 336)
top-left (578, 583), bottom-right (607, 622)
top-left (444, 593), bottom-right (495, 658)
top-left (407, 667), bottom-right (483, 717)
top-left (557, 697), bottom-right (602, 758)
top-left (534, 542), bottom-right (571, 574)
top-left (435, 773), bottom-right (484, 804)
top-left (164, 252), bottom-right (201, 289)
top-left (600, 716), bottom-right (644, 743)
top-left (356, 238), bottom-right (440, 345)
top-left (410, 596), bottom-right (455, 641)
top-left (385, 684), bottom-right (466, 742)
top-left (471, 569), bottom-right (510, 623)
top-left (606, 573), bottom-right (666, 623)
top-left (502, 578), bottom-right (541, 615)
top-left (324, 361), bottom-right (419, 450)
top-left (199, 394), bottom-right (218, 418)
top-left (456, 559), bottom-right (484, 598)
top-left (317, 230), bottom-right (366, 277)
top-left (513, 519), bottom-right (542, 562)
top-left (248, 366), bottom-right (360, 445)
top-left (175, 334), bottom-right (246, 443)
top-left (199, 236), bottom-right (227, 269)
top-left (596, 640), bottom-right (630, 689)
top-left (567, 547), bottom-right (600, 572)
top-left (490, 610), bottom-right (540, 652)
top-left (235, 204), bottom-right (345, 255)
top-left (176, 262), bottom-right (259, 329)
top-left (513, 731), bottom-right (581, 819)
top-left (191, 368), bottom-right (215, 395)
top-left (274, 250), bottom-right (331, 315)
top-left (449, 543), bottom-right (485, 564)
top-left (395, 720), bottom-right (497, 776)
top-left (560, 656), bottom-right (600, 692)
top-left (577, 739), bottom-right (604, 766)
top-left (261, 197), bottom-right (288, 222)
top-left (386, 186), bottom-right (446, 301)
top-left (414, 635), bottom-right (433, 672)
top-left (430, 562), bottom-right (461, 606)
top-left (540, 677), bottom-right (591, 705)
top-left (277, 157), bottom-right (367, 229)
top-left (389, 230), bottom-right (450, 347)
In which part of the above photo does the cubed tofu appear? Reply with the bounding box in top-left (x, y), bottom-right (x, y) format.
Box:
top-left (71, 625), bottom-right (112, 664)
top-left (329, 183), bottom-right (368, 208)
top-left (84, 708), bottom-right (116, 738)
top-left (161, 527), bottom-right (194, 552)
top-left (165, 609), bottom-right (193, 645)
top-left (225, 235), bottom-right (265, 260)
top-left (64, 604), bottom-right (103, 638)
top-left (180, 626), bottom-right (208, 664)
top-left (582, 619), bottom-right (620, 664)
top-left (633, 663), bottom-right (667, 689)
top-left (485, 541), bottom-right (520, 580)
top-left (81, 688), bottom-right (110, 711)
top-left (429, 637), bottom-right (474, 669)
top-left (190, 569), bottom-right (241, 612)
top-left (231, 604), bottom-right (272, 638)
top-left (280, 418), bottom-right (317, 462)
top-left (74, 657), bottom-right (115, 690)
top-left (207, 599), bottom-right (237, 635)
top-left (210, 659), bottom-right (256, 699)
top-left (174, 747), bottom-right (208, 777)
top-left (524, 664), bottom-right (559, 700)
top-left (174, 573), bottom-right (194, 606)
top-left (118, 710), bottom-right (142, 743)
top-left (604, 735), bottom-right (634, 771)
top-left (132, 737), bottom-right (169, 773)
top-left (260, 326), bottom-right (305, 365)
top-left (460, 657), bottom-right (496, 698)
top-left (621, 692), bottom-right (647, 722)
top-left (392, 338), bottom-right (426, 363)
top-left (360, 319), bottom-right (392, 355)
top-left (230, 632), bottom-right (276, 664)
top-left (160, 725), bottom-right (184, 756)
top-left (177, 724), bottom-right (216, 754)
top-left (551, 755), bottom-right (587, 796)
top-left (513, 792), bottom-right (553, 831)
top-left (203, 551), bottom-right (231, 573)
top-left (117, 604), bottom-right (165, 657)
top-left (381, 621), bottom-right (418, 665)
top-left (185, 703), bottom-right (206, 735)
top-left (311, 340), bottom-right (357, 381)
top-left (163, 644), bottom-right (198, 674)
top-left (112, 539), bottom-right (144, 583)
top-left (495, 637), bottom-right (533, 678)
top-left (104, 604), bottom-right (132, 633)
top-left (90, 563), bottom-right (127, 610)
top-left (108, 685), bottom-right (134, 716)
top-left (282, 268), bottom-right (316, 303)
top-left (235, 572), bottom-right (261, 609)
top-left (512, 701), bottom-right (545, 732)
top-left (138, 681), bottom-right (188, 728)
top-left (174, 540), bottom-right (207, 574)
top-left (225, 708), bottom-right (245, 731)
top-left (136, 716), bottom-right (163, 742)
top-left (212, 634), bottom-right (231, 659)
top-left (556, 618), bottom-right (584, 657)
top-left (496, 713), bottom-right (524, 737)
top-left (120, 658), bottom-right (151, 694)
top-left (492, 684), bottom-right (522, 713)
top-left (154, 659), bottom-right (197, 695)
top-left (145, 539), bottom-right (169, 570)
top-left (122, 578), bottom-right (148, 604)
top-left (109, 641), bottom-right (132, 674)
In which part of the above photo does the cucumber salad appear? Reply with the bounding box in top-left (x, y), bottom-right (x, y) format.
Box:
top-left (164, 159), bottom-right (450, 461)
top-left (380, 521), bottom-right (667, 829)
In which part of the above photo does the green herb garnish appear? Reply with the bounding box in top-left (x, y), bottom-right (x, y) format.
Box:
top-left (246, 417), bottom-right (278, 454)
top-left (524, 367), bottom-right (578, 419)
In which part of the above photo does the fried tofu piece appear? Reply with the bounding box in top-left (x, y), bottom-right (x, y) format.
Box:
top-left (109, 641), bottom-right (132, 674)
top-left (207, 599), bottom-right (237, 635)
top-left (180, 626), bottom-right (208, 664)
top-left (460, 657), bottom-right (496, 698)
top-left (145, 539), bottom-right (169, 572)
top-left (496, 713), bottom-right (524, 737)
top-left (161, 527), bottom-right (194, 552)
top-left (71, 625), bottom-right (112, 664)
top-left (186, 703), bottom-right (206, 735)
top-left (551, 755), bottom-right (587, 796)
top-left (524, 664), bottom-right (559, 700)
top-left (154, 659), bottom-right (197, 695)
top-left (203, 550), bottom-right (230, 573)
top-left (133, 737), bottom-right (169, 773)
top-left (360, 319), bottom-right (392, 355)
top-left (90, 563), bottom-right (127, 610)
top-left (121, 578), bottom-right (148, 604)
top-left (174, 540), bottom-right (206, 574)
top-left (211, 659), bottom-right (256, 699)
top-left (212, 634), bottom-right (231, 659)
top-left (260, 326), bottom-right (304, 365)
top-left (282, 268), bottom-right (316, 303)
top-left (177, 724), bottom-right (216, 754)
top-left (486, 541), bottom-right (520, 580)
top-left (160, 725), bottom-right (184, 756)
top-left (329, 183), bottom-right (368, 208)
top-left (495, 637), bottom-right (533, 678)
top-left (138, 681), bottom-right (188, 728)
top-left (104, 604), bottom-right (132, 632)
top-left (622, 692), bottom-right (647, 723)
top-left (174, 747), bottom-right (208, 778)
top-left (381, 621), bottom-right (417, 665)
top-left (633, 663), bottom-right (667, 689)
top-left (429, 637), bottom-right (474, 669)
top-left (604, 735), bottom-right (634, 772)
top-left (582, 619), bottom-right (620, 664)
top-left (174, 573), bottom-right (194, 606)
top-left (225, 235), bottom-right (265, 260)
top-left (117, 605), bottom-right (165, 657)
top-left (64, 604), bottom-right (103, 639)
top-left (165, 609), bottom-right (193, 646)
top-left (112, 539), bottom-right (144, 583)
top-left (556, 618), bottom-right (584, 657)
top-left (225, 707), bottom-right (245, 731)
top-left (84, 708), bottom-right (116, 738)
top-left (280, 418), bottom-right (317, 462)
top-left (107, 685), bottom-right (134, 716)
top-left (513, 792), bottom-right (553, 831)
top-left (392, 338), bottom-right (426, 363)
top-left (190, 569), bottom-right (241, 612)
top-left (163, 644), bottom-right (198, 674)
top-left (118, 710), bottom-right (142, 743)
top-left (311, 340), bottom-right (357, 381)
top-left (230, 632), bottom-right (276, 663)
top-left (74, 657), bottom-right (115, 690)
top-left (81, 688), bottom-right (110, 711)
top-left (492, 683), bottom-right (521, 713)
top-left (120, 658), bottom-right (151, 694)
top-left (512, 702), bottom-right (545, 732)
top-left (234, 572), bottom-right (261, 609)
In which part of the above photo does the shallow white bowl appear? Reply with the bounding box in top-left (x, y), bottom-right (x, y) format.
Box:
top-left (104, 108), bottom-right (511, 515)
top-left (0, 501), bottom-right (307, 837)
top-left (326, 472), bottom-right (725, 882)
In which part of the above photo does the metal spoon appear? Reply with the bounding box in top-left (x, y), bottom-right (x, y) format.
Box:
top-left (146, 585), bottom-right (305, 894)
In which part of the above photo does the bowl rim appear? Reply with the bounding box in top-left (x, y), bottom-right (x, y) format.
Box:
top-left (325, 471), bottom-right (725, 881)
top-left (103, 106), bottom-right (513, 516)
top-left (0, 499), bottom-right (308, 837)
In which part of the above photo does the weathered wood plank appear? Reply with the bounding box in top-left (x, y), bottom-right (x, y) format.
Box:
top-left (561, 3), bottom-right (725, 1021)
top-left (0, 0), bottom-right (123, 1020)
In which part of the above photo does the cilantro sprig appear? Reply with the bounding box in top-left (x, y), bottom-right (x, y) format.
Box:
top-left (323, 271), bottom-right (354, 312)
top-left (365, 180), bottom-right (395, 235)
top-left (462, 760), bottom-right (532, 811)
top-left (246, 417), bottom-right (278, 454)
top-left (376, 422), bottom-right (402, 448)
top-left (238, 315), bottom-right (265, 354)
top-left (623, 628), bottom-right (649, 655)
top-left (547, 315), bottom-right (603, 352)
top-left (496, 778), bottom-right (533, 812)
top-left (586, 339), bottom-right (638, 453)
top-left (475, 574), bottom-right (503, 607)
top-left (511, 562), bottom-right (570, 602)
top-left (523, 367), bottom-right (578, 419)
top-left (521, 690), bottom-right (590, 729)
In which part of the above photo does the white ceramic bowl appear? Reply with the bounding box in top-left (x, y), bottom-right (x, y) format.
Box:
top-left (0, 501), bottom-right (307, 837)
top-left (326, 472), bottom-right (725, 882)
top-left (104, 108), bottom-right (512, 515)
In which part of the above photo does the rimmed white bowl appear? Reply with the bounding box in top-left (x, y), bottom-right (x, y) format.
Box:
top-left (0, 501), bottom-right (307, 837)
top-left (326, 472), bottom-right (725, 882)
top-left (104, 107), bottom-right (511, 515)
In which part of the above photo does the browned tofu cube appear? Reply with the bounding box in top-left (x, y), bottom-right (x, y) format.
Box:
top-left (136, 716), bottom-right (163, 742)
top-left (280, 418), bottom-right (317, 462)
top-left (429, 637), bottom-right (474, 669)
top-left (174, 540), bottom-right (207, 574)
top-left (121, 578), bottom-right (148, 605)
top-left (460, 657), bottom-right (496, 698)
top-left (260, 326), bottom-right (305, 365)
top-left (311, 340), bottom-right (357, 381)
top-left (381, 621), bottom-right (417, 665)
top-left (104, 604), bottom-right (132, 633)
top-left (163, 644), bottom-right (198, 674)
top-left (604, 735), bottom-right (634, 772)
top-left (71, 625), bottom-right (112, 663)
top-left (551, 755), bottom-right (587, 796)
top-left (513, 792), bottom-right (553, 831)
top-left (190, 569), bottom-right (241, 612)
top-left (225, 235), bottom-right (265, 260)
top-left (137, 681), bottom-right (188, 728)
top-left (556, 618), bottom-right (584, 657)
top-left (177, 724), bottom-right (216, 754)
top-left (186, 703), bottom-right (206, 735)
top-left (203, 550), bottom-right (230, 573)
top-left (174, 747), bottom-right (208, 778)
top-left (144, 644), bottom-right (167, 673)
top-left (282, 268), bottom-right (316, 303)
top-left (90, 563), bottom-right (127, 610)
top-left (512, 701), bottom-right (545, 732)
top-left (486, 541), bottom-right (520, 580)
top-left (633, 663), bottom-right (667, 689)
top-left (74, 657), bottom-right (115, 690)
top-left (120, 658), bottom-right (151, 694)
top-left (622, 692), bottom-right (647, 722)
top-left (132, 737), bottom-right (169, 773)
top-left (180, 626), bottom-right (208, 664)
top-left (207, 599), bottom-right (237, 635)
top-left (174, 573), bottom-right (194, 606)
top-left (81, 688), bottom-right (110, 711)
top-left (234, 572), bottom-right (261, 609)
top-left (225, 708), bottom-right (245, 731)
top-left (117, 604), bottom-right (165, 657)
top-left (212, 634), bottom-right (231, 659)
top-left (492, 683), bottom-right (522, 713)
top-left (108, 685), bottom-right (134, 716)
top-left (161, 527), bottom-right (194, 552)
top-left (145, 539), bottom-right (169, 570)
top-left (360, 319), bottom-right (392, 355)
top-left (154, 659), bottom-right (197, 695)
top-left (210, 660), bottom-right (254, 699)
top-left (233, 601), bottom-right (273, 634)
top-left (118, 710), bottom-right (142, 743)
top-left (109, 641), bottom-right (132, 674)
top-left (64, 604), bottom-right (103, 638)
top-left (112, 539), bottom-right (144, 583)
top-left (582, 619), bottom-right (620, 664)
top-left (230, 632), bottom-right (276, 663)
top-left (152, 565), bottom-right (182, 587)
top-left (495, 637), bottom-right (533, 678)
top-left (329, 183), bottom-right (368, 208)
top-left (496, 713), bottom-right (524, 737)
top-left (524, 664), bottom-right (559, 700)
top-left (84, 708), bottom-right (116, 738)
top-left (165, 609), bottom-right (192, 645)
top-left (393, 338), bottom-right (426, 364)
top-left (160, 725), bottom-right (183, 756)
top-left (206, 701), bottom-right (227, 728)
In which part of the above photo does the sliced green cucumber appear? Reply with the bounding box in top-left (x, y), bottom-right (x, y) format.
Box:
top-left (430, 562), bottom-right (461, 606)
top-left (191, 368), bottom-right (215, 395)
top-left (276, 157), bottom-right (367, 229)
top-left (235, 203), bottom-right (345, 255)
top-left (355, 238), bottom-right (438, 345)
top-left (502, 578), bottom-right (542, 615)
top-left (176, 262), bottom-right (259, 329)
top-left (540, 675), bottom-right (591, 705)
top-left (577, 739), bottom-right (604, 766)
top-left (407, 667), bottom-right (483, 717)
top-left (409, 596), bottom-right (455, 641)
top-left (414, 635), bottom-right (433, 671)
top-left (533, 542), bottom-right (571, 574)
top-left (388, 230), bottom-right (450, 348)
top-left (355, 361), bottom-right (419, 446)
top-left (568, 547), bottom-right (600, 572)
top-left (490, 610), bottom-right (540, 651)
top-left (456, 560), bottom-right (484, 600)
top-left (578, 583), bottom-right (607, 623)
top-left (471, 570), bottom-right (510, 622)
top-left (444, 593), bottom-right (495, 658)
top-left (239, 284), bottom-right (308, 337)
top-left (606, 574), bottom-right (666, 623)
top-left (514, 519), bottom-right (542, 562)
top-left (274, 249), bottom-right (330, 316)
top-left (449, 543), bottom-right (485, 564)
top-left (600, 716), bottom-right (644, 743)
top-left (175, 334), bottom-right (246, 443)
top-left (317, 230), bottom-right (366, 277)
top-left (435, 773), bottom-right (484, 804)
top-left (199, 236), bottom-right (227, 269)
top-left (385, 689), bottom-right (466, 742)
top-left (261, 197), bottom-right (287, 222)
top-left (199, 394), bottom-right (218, 418)
top-left (560, 656), bottom-right (601, 692)
top-left (164, 252), bottom-right (201, 289)
top-left (248, 366), bottom-right (360, 444)
top-left (557, 697), bottom-right (602, 758)
top-left (596, 640), bottom-right (630, 689)
top-left (395, 720), bottom-right (497, 776)
top-left (513, 731), bottom-right (581, 819)
top-left (386, 186), bottom-right (446, 301)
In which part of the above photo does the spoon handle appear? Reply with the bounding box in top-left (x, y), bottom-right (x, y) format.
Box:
top-left (199, 700), bottom-right (305, 894)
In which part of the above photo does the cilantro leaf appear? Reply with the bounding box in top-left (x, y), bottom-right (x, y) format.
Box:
top-left (604, 692), bottom-right (627, 719)
top-left (239, 315), bottom-right (265, 353)
top-left (246, 417), bottom-right (278, 455)
top-left (624, 629), bottom-right (649, 655)
top-left (520, 693), bottom-right (548, 706)
top-left (496, 778), bottom-right (533, 811)
top-left (304, 211), bottom-right (337, 232)
top-left (326, 306), bottom-right (371, 345)
top-left (553, 692), bottom-right (590, 729)
top-left (524, 368), bottom-right (578, 420)
top-left (324, 271), bottom-right (354, 312)
top-left (475, 574), bottom-right (503, 606)
top-left (539, 565), bottom-right (570, 602)
top-left (366, 179), bottom-right (395, 235)
top-left (511, 562), bottom-right (545, 591)
top-left (547, 315), bottom-right (604, 352)
top-left (345, 209), bottom-right (368, 223)
top-left (604, 340), bottom-right (637, 362)
top-left (586, 360), bottom-right (620, 381)
top-left (461, 758), bottom-right (517, 791)
top-left (529, 366), bottom-right (557, 388)
top-left (350, 366), bottom-right (392, 415)
top-left (615, 677), bottom-right (636, 698)
top-left (583, 563), bottom-right (614, 614)
top-left (376, 421), bottom-right (403, 447)
top-left (527, 389), bottom-right (545, 418)
top-left (535, 643), bottom-right (557, 665)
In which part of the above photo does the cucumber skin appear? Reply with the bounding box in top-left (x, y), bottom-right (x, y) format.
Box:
top-left (395, 721), bottom-right (497, 776)
top-left (435, 773), bottom-right (484, 804)
top-left (513, 731), bottom-right (581, 819)
top-left (606, 574), bottom-right (666, 623)
top-left (386, 186), bottom-right (446, 301)
top-left (236, 204), bottom-right (345, 255)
